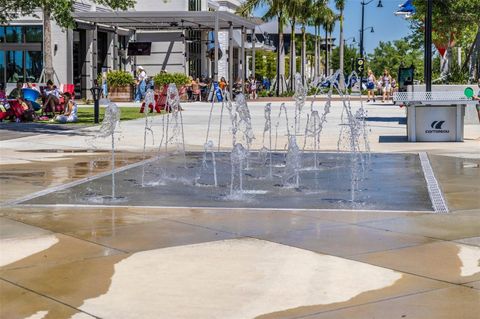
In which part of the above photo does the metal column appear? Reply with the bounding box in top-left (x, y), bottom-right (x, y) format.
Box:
top-left (92, 23), bottom-right (98, 86)
top-left (424, 0), bottom-right (433, 92)
top-left (113, 27), bottom-right (118, 70)
top-left (252, 29), bottom-right (256, 80)
top-left (241, 27), bottom-right (245, 93)
top-left (214, 13), bottom-right (219, 82)
top-left (229, 23), bottom-right (234, 97)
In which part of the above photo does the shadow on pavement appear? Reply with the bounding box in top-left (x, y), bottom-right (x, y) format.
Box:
top-left (366, 117), bottom-right (407, 125)
top-left (378, 136), bottom-right (408, 143)
top-left (0, 122), bottom-right (91, 141)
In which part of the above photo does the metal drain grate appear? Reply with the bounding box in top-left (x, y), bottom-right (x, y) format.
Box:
top-left (419, 152), bottom-right (449, 213)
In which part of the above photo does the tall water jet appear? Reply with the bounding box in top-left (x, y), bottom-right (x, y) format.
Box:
top-left (335, 71), bottom-right (371, 202)
top-left (230, 143), bottom-right (248, 196)
top-left (96, 102), bottom-right (121, 198)
top-left (141, 89), bottom-right (155, 186)
top-left (293, 73), bottom-right (307, 135)
top-left (233, 94), bottom-right (254, 169)
top-left (274, 103), bottom-right (290, 151)
top-left (284, 135), bottom-right (301, 188)
top-left (202, 140), bottom-right (218, 187)
top-left (165, 84), bottom-right (186, 167)
top-left (262, 103), bottom-right (273, 178)
top-left (303, 110), bottom-right (321, 169)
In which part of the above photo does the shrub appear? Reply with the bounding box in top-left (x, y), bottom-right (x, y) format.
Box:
top-left (153, 72), bottom-right (190, 87)
top-left (101, 70), bottom-right (135, 88)
top-left (280, 90), bottom-right (294, 97)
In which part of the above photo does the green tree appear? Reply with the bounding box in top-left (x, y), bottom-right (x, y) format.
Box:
top-left (238, 0), bottom-right (288, 95)
top-left (334, 0), bottom-right (346, 72)
top-left (297, 0), bottom-right (314, 84)
top-left (309, 0), bottom-right (329, 78)
top-left (367, 38), bottom-right (424, 81)
top-left (1, 0), bottom-right (135, 82)
top-left (331, 45), bottom-right (358, 76)
top-left (409, 0), bottom-right (480, 78)
top-left (322, 8), bottom-right (336, 76)
top-left (253, 49), bottom-right (277, 81)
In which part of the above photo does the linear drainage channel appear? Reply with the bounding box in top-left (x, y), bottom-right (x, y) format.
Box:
top-left (19, 152), bottom-right (439, 212)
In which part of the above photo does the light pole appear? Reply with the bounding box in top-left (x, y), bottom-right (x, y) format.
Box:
top-left (359, 0), bottom-right (382, 86)
top-left (360, 0), bottom-right (382, 60)
top-left (425, 0), bottom-right (433, 92)
top-left (359, 27), bottom-right (374, 57)
top-left (90, 79), bottom-right (102, 124)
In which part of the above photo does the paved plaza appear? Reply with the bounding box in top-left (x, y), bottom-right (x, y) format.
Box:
top-left (1, 100), bottom-right (479, 318)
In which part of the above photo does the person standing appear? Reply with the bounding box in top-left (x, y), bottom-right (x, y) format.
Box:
top-left (381, 69), bottom-right (392, 103)
top-left (366, 69), bottom-right (376, 102)
top-left (219, 77), bottom-right (227, 93)
top-left (135, 66), bottom-right (147, 103)
top-left (249, 76), bottom-right (257, 100)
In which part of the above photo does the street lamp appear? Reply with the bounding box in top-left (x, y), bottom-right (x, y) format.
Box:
top-left (344, 37), bottom-right (356, 46)
top-left (90, 80), bottom-right (102, 124)
top-left (360, 0), bottom-right (382, 61)
top-left (359, 0), bottom-right (382, 85)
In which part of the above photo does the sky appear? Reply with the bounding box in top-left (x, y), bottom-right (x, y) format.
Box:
top-left (253, 0), bottom-right (413, 54)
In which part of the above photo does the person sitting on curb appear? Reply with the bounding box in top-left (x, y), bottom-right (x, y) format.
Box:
top-left (54, 92), bottom-right (78, 123)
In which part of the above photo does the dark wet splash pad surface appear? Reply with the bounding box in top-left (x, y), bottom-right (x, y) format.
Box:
top-left (27, 152), bottom-right (433, 211)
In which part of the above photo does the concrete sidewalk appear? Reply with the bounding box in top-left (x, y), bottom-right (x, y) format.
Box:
top-left (1, 100), bottom-right (479, 165)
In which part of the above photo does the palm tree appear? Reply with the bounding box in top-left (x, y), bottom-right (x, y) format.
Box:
top-left (310, 1), bottom-right (329, 79)
top-left (286, 0), bottom-right (298, 91)
top-left (335, 0), bottom-right (346, 73)
top-left (322, 8), bottom-right (336, 76)
top-left (297, 0), bottom-right (314, 84)
top-left (237, 0), bottom-right (287, 96)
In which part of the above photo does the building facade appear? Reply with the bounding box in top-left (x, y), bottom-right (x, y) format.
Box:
top-left (0, 0), bottom-right (249, 98)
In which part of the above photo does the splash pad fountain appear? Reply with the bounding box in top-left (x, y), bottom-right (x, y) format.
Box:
top-left (25, 72), bottom-right (435, 212)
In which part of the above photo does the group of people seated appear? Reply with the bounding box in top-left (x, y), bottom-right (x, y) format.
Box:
top-left (0, 80), bottom-right (77, 123)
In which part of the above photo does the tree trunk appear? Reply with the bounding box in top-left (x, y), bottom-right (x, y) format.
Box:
top-left (290, 21), bottom-right (296, 91)
top-left (325, 29), bottom-right (328, 76)
top-left (339, 11), bottom-right (344, 72)
top-left (43, 8), bottom-right (54, 82)
top-left (314, 26), bottom-right (318, 79)
top-left (301, 26), bottom-right (306, 84)
top-left (277, 14), bottom-right (286, 96)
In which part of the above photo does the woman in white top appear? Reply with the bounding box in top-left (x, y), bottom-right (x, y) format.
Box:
top-left (135, 66), bottom-right (147, 102)
top-left (249, 76), bottom-right (257, 100)
top-left (381, 69), bottom-right (392, 103)
top-left (55, 92), bottom-right (78, 123)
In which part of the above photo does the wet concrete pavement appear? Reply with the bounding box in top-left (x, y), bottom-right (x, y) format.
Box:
top-left (1, 101), bottom-right (479, 318)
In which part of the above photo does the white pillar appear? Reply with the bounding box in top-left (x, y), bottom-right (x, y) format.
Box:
top-left (214, 13), bottom-right (219, 81)
top-left (229, 23), bottom-right (233, 95)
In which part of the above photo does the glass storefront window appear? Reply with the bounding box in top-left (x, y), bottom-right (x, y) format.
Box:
top-left (26, 26), bottom-right (42, 42)
top-left (25, 51), bottom-right (42, 82)
top-left (0, 27), bottom-right (5, 43)
top-left (6, 51), bottom-right (24, 83)
top-left (6, 26), bottom-right (23, 43)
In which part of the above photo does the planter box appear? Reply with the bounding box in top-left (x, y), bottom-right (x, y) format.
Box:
top-left (109, 85), bottom-right (133, 102)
